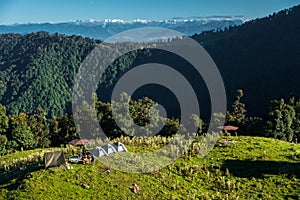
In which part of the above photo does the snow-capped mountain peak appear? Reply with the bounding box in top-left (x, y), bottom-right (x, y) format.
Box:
top-left (0, 16), bottom-right (246, 40)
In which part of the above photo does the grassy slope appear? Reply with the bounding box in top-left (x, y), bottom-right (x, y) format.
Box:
top-left (1, 136), bottom-right (300, 200)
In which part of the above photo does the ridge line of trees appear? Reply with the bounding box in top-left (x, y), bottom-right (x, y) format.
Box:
top-left (0, 91), bottom-right (299, 156)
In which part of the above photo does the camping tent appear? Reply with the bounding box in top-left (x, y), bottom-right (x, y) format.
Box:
top-left (113, 142), bottom-right (128, 152)
top-left (102, 144), bottom-right (117, 155)
top-left (90, 146), bottom-right (107, 158)
top-left (44, 151), bottom-right (66, 169)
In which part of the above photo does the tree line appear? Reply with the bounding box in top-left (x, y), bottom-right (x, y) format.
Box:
top-left (0, 91), bottom-right (299, 156)
top-left (227, 90), bottom-right (300, 142)
top-left (0, 94), bottom-right (181, 155)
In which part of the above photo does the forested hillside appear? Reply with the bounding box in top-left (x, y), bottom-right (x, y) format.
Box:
top-left (0, 32), bottom-right (99, 117)
top-left (0, 5), bottom-right (300, 119)
top-left (193, 5), bottom-right (300, 116)
top-left (99, 4), bottom-right (300, 117)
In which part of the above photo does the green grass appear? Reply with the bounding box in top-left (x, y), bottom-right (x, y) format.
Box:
top-left (1, 136), bottom-right (300, 200)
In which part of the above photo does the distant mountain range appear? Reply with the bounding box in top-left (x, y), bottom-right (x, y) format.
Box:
top-left (0, 16), bottom-right (245, 40)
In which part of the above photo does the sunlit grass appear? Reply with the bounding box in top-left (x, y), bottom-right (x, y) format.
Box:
top-left (1, 136), bottom-right (300, 199)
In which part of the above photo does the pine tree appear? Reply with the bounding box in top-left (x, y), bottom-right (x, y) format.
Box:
top-left (227, 89), bottom-right (246, 127)
top-left (264, 99), bottom-right (296, 142)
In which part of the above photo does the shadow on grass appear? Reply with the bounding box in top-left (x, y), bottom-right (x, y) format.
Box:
top-left (0, 163), bottom-right (43, 191)
top-left (221, 160), bottom-right (300, 178)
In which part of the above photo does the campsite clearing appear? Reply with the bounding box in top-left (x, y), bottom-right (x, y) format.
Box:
top-left (0, 136), bottom-right (299, 199)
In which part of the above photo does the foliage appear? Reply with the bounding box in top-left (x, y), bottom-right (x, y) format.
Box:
top-left (49, 115), bottom-right (77, 147)
top-left (0, 105), bottom-right (8, 155)
top-left (289, 97), bottom-right (300, 142)
top-left (0, 135), bottom-right (7, 156)
top-left (211, 112), bottom-right (226, 130)
top-left (189, 114), bottom-right (205, 135)
top-left (242, 116), bottom-right (264, 136)
top-left (9, 113), bottom-right (35, 151)
top-left (226, 89), bottom-right (246, 127)
top-left (27, 108), bottom-right (50, 148)
top-left (0, 104), bottom-right (8, 135)
top-left (192, 5), bottom-right (300, 117)
top-left (0, 32), bottom-right (99, 118)
top-left (111, 93), bottom-right (165, 137)
top-left (264, 98), bottom-right (298, 142)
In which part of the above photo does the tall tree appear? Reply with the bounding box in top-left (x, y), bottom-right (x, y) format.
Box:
top-left (27, 108), bottom-right (50, 148)
top-left (226, 89), bottom-right (247, 127)
top-left (189, 114), bottom-right (205, 135)
top-left (264, 98), bottom-right (296, 142)
top-left (0, 104), bottom-right (9, 134)
top-left (9, 113), bottom-right (35, 151)
top-left (289, 97), bottom-right (300, 142)
top-left (0, 134), bottom-right (7, 155)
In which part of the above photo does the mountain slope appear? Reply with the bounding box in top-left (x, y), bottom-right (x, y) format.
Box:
top-left (192, 5), bottom-right (300, 115)
top-left (0, 32), bottom-right (99, 117)
top-left (95, 5), bottom-right (300, 118)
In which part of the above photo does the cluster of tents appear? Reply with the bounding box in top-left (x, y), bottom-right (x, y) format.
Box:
top-left (90, 142), bottom-right (127, 158)
top-left (44, 141), bottom-right (128, 169)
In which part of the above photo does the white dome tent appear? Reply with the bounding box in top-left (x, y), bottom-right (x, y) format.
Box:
top-left (113, 142), bottom-right (128, 152)
top-left (102, 144), bottom-right (117, 155)
top-left (90, 146), bottom-right (108, 158)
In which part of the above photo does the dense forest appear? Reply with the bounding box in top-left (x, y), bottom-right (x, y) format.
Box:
top-left (193, 5), bottom-right (300, 116)
top-left (0, 5), bottom-right (300, 154)
top-left (0, 32), bottom-right (100, 117)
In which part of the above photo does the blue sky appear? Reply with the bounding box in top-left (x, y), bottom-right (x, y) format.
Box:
top-left (0, 0), bottom-right (299, 24)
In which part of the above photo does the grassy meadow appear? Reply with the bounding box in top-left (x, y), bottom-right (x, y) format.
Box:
top-left (0, 136), bottom-right (299, 200)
